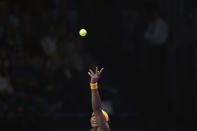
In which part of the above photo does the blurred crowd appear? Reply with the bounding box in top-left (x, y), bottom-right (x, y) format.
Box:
top-left (0, 0), bottom-right (172, 126)
top-left (0, 0), bottom-right (95, 115)
top-left (1, 0), bottom-right (195, 129)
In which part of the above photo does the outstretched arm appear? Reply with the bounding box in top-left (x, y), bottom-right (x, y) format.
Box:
top-left (88, 67), bottom-right (110, 131)
top-left (88, 67), bottom-right (104, 113)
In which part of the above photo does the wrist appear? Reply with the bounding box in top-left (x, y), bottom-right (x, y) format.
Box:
top-left (90, 82), bottom-right (98, 90)
top-left (90, 80), bottom-right (97, 83)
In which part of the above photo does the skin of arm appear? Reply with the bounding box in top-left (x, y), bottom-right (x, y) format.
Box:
top-left (91, 87), bottom-right (102, 113)
top-left (88, 67), bottom-right (110, 131)
top-left (88, 67), bottom-right (104, 114)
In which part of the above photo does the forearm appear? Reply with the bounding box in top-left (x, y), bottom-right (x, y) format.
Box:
top-left (91, 83), bottom-right (102, 112)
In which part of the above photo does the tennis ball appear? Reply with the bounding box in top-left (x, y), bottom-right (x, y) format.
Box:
top-left (79, 29), bottom-right (87, 37)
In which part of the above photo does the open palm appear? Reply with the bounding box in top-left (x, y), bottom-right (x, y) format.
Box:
top-left (88, 67), bottom-right (104, 83)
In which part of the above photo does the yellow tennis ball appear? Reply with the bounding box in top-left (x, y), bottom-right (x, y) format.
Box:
top-left (79, 29), bottom-right (87, 37)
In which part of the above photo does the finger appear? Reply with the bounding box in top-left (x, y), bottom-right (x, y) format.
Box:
top-left (98, 68), bottom-right (104, 75)
top-left (88, 72), bottom-right (93, 77)
top-left (96, 66), bottom-right (98, 74)
top-left (89, 69), bottom-right (94, 75)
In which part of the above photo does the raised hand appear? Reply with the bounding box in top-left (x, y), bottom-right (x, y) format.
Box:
top-left (88, 67), bottom-right (104, 83)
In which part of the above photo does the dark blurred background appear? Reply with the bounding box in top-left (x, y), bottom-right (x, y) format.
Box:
top-left (0, 0), bottom-right (197, 130)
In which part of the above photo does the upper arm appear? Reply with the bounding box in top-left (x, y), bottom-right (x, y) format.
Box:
top-left (94, 109), bottom-right (106, 123)
top-left (94, 109), bottom-right (110, 131)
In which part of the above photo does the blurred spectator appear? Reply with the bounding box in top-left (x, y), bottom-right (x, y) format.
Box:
top-left (0, 0), bottom-right (103, 119)
top-left (63, 33), bottom-right (87, 72)
top-left (66, 0), bottom-right (79, 32)
top-left (144, 9), bottom-right (168, 45)
top-left (10, 55), bottom-right (30, 92)
top-left (41, 26), bottom-right (57, 57)
top-left (9, 54), bottom-right (49, 114)
top-left (8, 5), bottom-right (21, 31)
top-left (56, 55), bottom-right (77, 86)
top-left (55, 55), bottom-right (81, 112)
top-left (0, 68), bottom-right (13, 93)
top-left (3, 25), bottom-right (16, 48)
top-left (143, 7), bottom-right (168, 80)
top-left (40, 58), bottom-right (59, 100)
top-left (0, 45), bottom-right (11, 70)
top-left (143, 7), bottom-right (169, 120)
